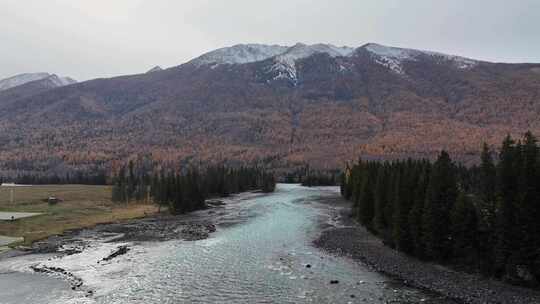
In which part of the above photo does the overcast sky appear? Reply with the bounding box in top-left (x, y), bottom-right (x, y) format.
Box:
top-left (1, 0), bottom-right (539, 81)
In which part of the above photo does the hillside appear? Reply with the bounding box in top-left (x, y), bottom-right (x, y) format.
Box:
top-left (0, 73), bottom-right (76, 92)
top-left (1, 43), bottom-right (540, 175)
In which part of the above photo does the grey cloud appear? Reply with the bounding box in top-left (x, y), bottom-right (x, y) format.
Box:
top-left (1, 0), bottom-right (538, 81)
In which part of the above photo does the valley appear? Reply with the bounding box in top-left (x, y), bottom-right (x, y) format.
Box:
top-left (0, 185), bottom-right (455, 304)
top-left (1, 3), bottom-right (540, 302)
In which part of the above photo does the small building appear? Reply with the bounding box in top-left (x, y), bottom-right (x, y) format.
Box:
top-left (48, 196), bottom-right (59, 205)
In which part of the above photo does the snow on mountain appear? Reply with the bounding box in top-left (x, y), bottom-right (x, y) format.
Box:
top-left (189, 44), bottom-right (289, 67)
top-left (188, 43), bottom-right (354, 83)
top-left (47, 75), bottom-right (77, 87)
top-left (0, 73), bottom-right (50, 91)
top-left (188, 42), bottom-right (478, 80)
top-left (361, 43), bottom-right (478, 74)
top-left (0, 73), bottom-right (76, 91)
top-left (269, 43), bottom-right (355, 83)
top-left (146, 66), bottom-right (163, 73)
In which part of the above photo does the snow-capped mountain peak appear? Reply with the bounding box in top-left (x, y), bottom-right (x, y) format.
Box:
top-left (281, 43), bottom-right (354, 59)
top-left (188, 42), bottom-right (479, 81)
top-left (269, 43), bottom-right (354, 84)
top-left (0, 72), bottom-right (77, 91)
top-left (0, 73), bottom-right (50, 91)
top-left (47, 74), bottom-right (77, 87)
top-left (189, 43), bottom-right (353, 67)
top-left (360, 43), bottom-right (478, 74)
top-left (189, 44), bottom-right (289, 67)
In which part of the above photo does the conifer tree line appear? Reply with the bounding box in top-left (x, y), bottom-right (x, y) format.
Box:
top-left (282, 166), bottom-right (340, 186)
top-left (300, 170), bottom-right (340, 187)
top-left (0, 171), bottom-right (108, 185)
top-left (111, 161), bottom-right (276, 214)
top-left (341, 132), bottom-right (540, 286)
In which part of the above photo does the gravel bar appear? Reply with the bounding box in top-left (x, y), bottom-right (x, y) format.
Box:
top-left (313, 197), bottom-right (540, 304)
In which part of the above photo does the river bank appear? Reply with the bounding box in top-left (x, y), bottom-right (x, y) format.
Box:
top-left (0, 190), bottom-right (264, 298)
top-left (313, 195), bottom-right (540, 304)
top-left (0, 184), bottom-right (454, 304)
top-left (0, 184), bottom-right (159, 247)
top-left (1, 190), bottom-right (264, 261)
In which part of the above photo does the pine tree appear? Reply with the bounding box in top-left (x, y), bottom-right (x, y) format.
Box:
top-left (261, 172), bottom-right (276, 193)
top-left (374, 165), bottom-right (389, 232)
top-left (479, 143), bottom-right (497, 218)
top-left (409, 164), bottom-right (429, 258)
top-left (423, 151), bottom-right (457, 260)
top-left (383, 167), bottom-right (397, 239)
top-left (351, 164), bottom-right (364, 218)
top-left (391, 166), bottom-right (405, 250)
top-left (450, 191), bottom-right (478, 264)
top-left (515, 132), bottom-right (540, 280)
top-left (358, 167), bottom-right (375, 229)
top-left (493, 135), bottom-right (519, 276)
top-left (113, 167), bottom-right (127, 203)
top-left (475, 143), bottom-right (497, 273)
top-left (111, 174), bottom-right (123, 202)
top-left (392, 161), bottom-right (417, 253)
top-left (126, 160), bottom-right (135, 203)
top-left (342, 164), bottom-right (353, 200)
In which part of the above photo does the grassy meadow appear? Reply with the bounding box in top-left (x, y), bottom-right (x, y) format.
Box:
top-left (0, 185), bottom-right (158, 245)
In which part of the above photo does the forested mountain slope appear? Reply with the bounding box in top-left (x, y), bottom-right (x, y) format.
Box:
top-left (1, 43), bottom-right (539, 174)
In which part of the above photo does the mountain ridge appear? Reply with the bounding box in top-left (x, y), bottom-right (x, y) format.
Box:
top-left (0, 72), bottom-right (76, 91)
top-left (186, 43), bottom-right (484, 84)
top-left (146, 66), bottom-right (163, 73)
top-left (1, 43), bottom-right (539, 175)
top-left (187, 42), bottom-right (481, 70)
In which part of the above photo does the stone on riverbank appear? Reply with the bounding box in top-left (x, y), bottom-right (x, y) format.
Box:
top-left (315, 226), bottom-right (540, 304)
top-left (180, 223), bottom-right (216, 241)
top-left (30, 265), bottom-right (83, 290)
top-left (101, 245), bottom-right (130, 262)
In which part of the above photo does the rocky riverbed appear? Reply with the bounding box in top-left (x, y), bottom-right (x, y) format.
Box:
top-left (23, 212), bottom-right (218, 256)
top-left (0, 185), bottom-right (452, 304)
top-left (313, 196), bottom-right (540, 304)
top-left (0, 191), bottom-right (263, 302)
top-left (6, 185), bottom-right (531, 303)
top-left (7, 194), bottom-right (259, 259)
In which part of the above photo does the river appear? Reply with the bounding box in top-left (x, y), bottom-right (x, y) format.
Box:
top-left (0, 184), bottom-right (440, 303)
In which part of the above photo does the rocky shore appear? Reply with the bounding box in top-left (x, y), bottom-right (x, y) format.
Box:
top-left (1, 191), bottom-right (268, 263)
top-left (30, 265), bottom-right (84, 291)
top-left (24, 215), bottom-right (218, 256)
top-left (313, 196), bottom-right (540, 304)
top-left (0, 196), bottom-right (239, 298)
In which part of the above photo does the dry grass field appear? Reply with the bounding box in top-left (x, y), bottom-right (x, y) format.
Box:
top-left (0, 185), bottom-right (158, 245)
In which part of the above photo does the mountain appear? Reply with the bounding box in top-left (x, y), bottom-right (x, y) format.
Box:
top-left (1, 43), bottom-right (539, 175)
top-left (362, 43), bottom-right (479, 74)
top-left (146, 66), bottom-right (163, 73)
top-left (189, 44), bottom-right (290, 66)
top-left (188, 43), bottom-right (355, 85)
top-left (46, 74), bottom-right (77, 87)
top-left (0, 73), bottom-right (76, 91)
top-left (0, 73), bottom-right (50, 91)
